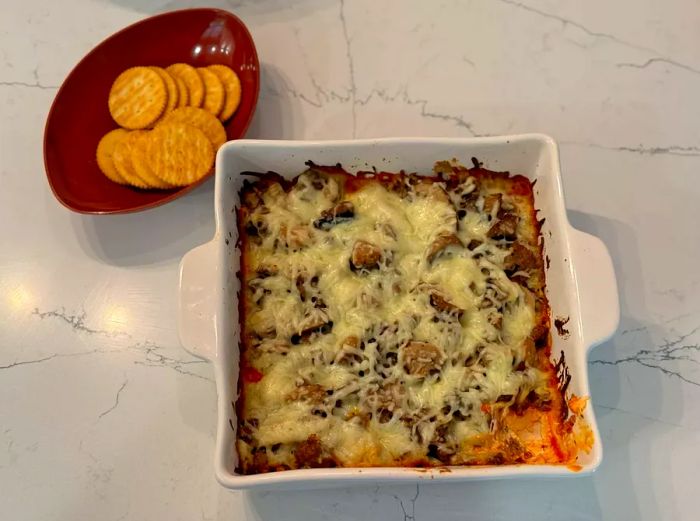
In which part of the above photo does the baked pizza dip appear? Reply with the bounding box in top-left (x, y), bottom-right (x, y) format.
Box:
top-left (235, 160), bottom-right (592, 474)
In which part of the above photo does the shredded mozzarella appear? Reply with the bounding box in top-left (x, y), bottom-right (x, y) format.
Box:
top-left (238, 168), bottom-right (552, 468)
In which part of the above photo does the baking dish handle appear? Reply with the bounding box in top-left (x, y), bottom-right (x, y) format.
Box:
top-left (178, 239), bottom-right (218, 362)
top-left (569, 227), bottom-right (620, 350)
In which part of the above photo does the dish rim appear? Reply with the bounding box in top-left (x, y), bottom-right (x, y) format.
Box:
top-left (179, 135), bottom-right (620, 490)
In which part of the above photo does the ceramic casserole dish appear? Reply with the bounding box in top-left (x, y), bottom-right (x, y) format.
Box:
top-left (178, 136), bottom-right (619, 490)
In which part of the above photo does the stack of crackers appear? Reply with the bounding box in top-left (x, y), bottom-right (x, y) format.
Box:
top-left (96, 63), bottom-right (241, 189)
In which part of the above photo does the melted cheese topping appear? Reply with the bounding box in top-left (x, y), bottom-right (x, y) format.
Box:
top-left (238, 168), bottom-right (566, 471)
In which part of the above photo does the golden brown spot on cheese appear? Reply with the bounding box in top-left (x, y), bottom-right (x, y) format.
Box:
top-left (427, 232), bottom-right (463, 263)
top-left (488, 213), bottom-right (518, 240)
top-left (402, 341), bottom-right (446, 376)
top-left (350, 240), bottom-right (383, 271)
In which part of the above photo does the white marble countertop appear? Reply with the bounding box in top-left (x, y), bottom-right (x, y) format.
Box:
top-left (2, 0), bottom-right (699, 519)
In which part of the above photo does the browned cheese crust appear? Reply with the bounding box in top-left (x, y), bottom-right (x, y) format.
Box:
top-left (235, 160), bottom-right (591, 474)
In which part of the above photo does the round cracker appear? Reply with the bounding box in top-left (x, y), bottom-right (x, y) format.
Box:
top-left (112, 131), bottom-right (150, 188)
top-left (148, 123), bottom-right (214, 186)
top-left (150, 66), bottom-right (178, 116)
top-left (131, 132), bottom-right (175, 189)
top-left (108, 67), bottom-right (167, 129)
top-left (174, 76), bottom-right (189, 107)
top-left (158, 106), bottom-right (227, 150)
top-left (208, 65), bottom-right (241, 121)
top-left (166, 63), bottom-right (204, 107)
top-left (196, 67), bottom-right (225, 117)
top-left (96, 129), bottom-right (130, 184)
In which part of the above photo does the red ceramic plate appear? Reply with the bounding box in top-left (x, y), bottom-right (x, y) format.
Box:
top-left (44, 8), bottom-right (259, 214)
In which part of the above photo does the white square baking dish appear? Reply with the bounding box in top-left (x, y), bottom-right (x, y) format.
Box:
top-left (178, 136), bottom-right (619, 490)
